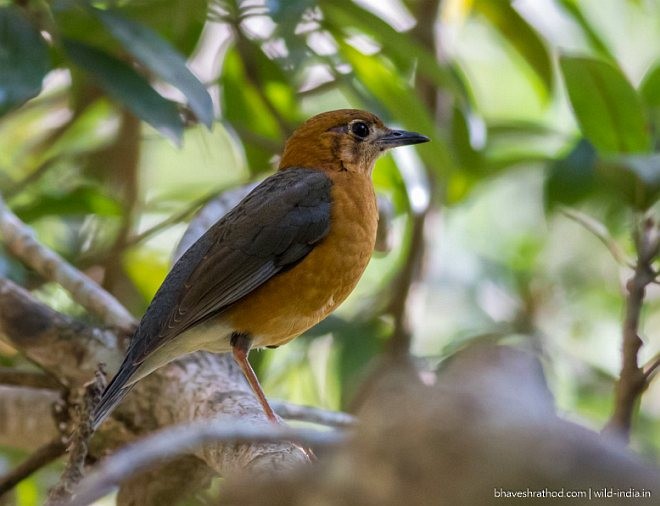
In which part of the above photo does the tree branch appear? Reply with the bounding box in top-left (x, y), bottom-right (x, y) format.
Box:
top-left (561, 207), bottom-right (634, 267)
top-left (0, 278), bottom-right (121, 386)
top-left (120, 353), bottom-right (311, 475)
top-left (115, 456), bottom-right (214, 506)
top-left (71, 421), bottom-right (344, 506)
top-left (0, 194), bottom-right (136, 333)
top-left (644, 352), bottom-right (660, 382)
top-left (604, 217), bottom-right (660, 441)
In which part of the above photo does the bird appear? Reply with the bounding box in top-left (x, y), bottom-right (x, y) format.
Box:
top-left (92, 109), bottom-right (429, 429)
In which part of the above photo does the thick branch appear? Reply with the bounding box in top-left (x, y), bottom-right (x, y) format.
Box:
top-left (87, 353), bottom-right (310, 505)
top-left (116, 456), bottom-right (214, 506)
top-left (72, 421), bottom-right (343, 506)
top-left (0, 278), bottom-right (121, 386)
top-left (117, 353), bottom-right (310, 474)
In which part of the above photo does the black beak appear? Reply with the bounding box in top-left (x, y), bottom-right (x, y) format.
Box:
top-left (377, 129), bottom-right (430, 149)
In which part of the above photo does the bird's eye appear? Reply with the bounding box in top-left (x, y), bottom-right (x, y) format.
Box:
top-left (350, 121), bottom-right (370, 138)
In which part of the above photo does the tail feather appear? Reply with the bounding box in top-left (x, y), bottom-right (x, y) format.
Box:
top-left (92, 358), bottom-right (138, 430)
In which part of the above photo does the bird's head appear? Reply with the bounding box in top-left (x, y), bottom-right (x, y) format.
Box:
top-left (279, 109), bottom-right (429, 175)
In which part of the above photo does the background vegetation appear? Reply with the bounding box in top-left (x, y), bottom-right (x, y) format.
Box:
top-left (0, 0), bottom-right (659, 503)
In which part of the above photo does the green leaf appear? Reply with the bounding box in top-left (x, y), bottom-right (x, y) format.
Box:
top-left (14, 185), bottom-right (123, 222)
top-left (64, 39), bottom-right (184, 144)
top-left (473, 0), bottom-right (553, 95)
top-left (598, 154), bottom-right (660, 210)
top-left (0, 6), bottom-right (50, 115)
top-left (560, 56), bottom-right (651, 154)
top-left (544, 139), bottom-right (597, 210)
top-left (93, 8), bottom-right (213, 128)
top-left (52, 1), bottom-right (113, 50)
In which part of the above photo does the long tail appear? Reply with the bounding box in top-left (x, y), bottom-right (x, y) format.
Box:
top-left (92, 357), bottom-right (138, 430)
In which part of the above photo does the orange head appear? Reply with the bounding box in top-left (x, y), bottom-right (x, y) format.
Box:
top-left (279, 109), bottom-right (429, 175)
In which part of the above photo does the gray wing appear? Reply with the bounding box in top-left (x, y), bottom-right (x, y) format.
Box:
top-left (92, 168), bottom-right (331, 428)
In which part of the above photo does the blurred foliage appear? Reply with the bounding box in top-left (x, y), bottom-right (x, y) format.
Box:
top-left (1, 0), bottom-right (660, 503)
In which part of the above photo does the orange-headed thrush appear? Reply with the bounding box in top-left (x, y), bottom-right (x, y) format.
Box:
top-left (92, 109), bottom-right (429, 428)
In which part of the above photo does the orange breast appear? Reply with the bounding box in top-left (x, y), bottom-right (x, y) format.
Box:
top-left (223, 170), bottom-right (378, 348)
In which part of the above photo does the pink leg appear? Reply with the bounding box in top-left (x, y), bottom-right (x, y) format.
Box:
top-left (231, 333), bottom-right (317, 461)
top-left (231, 335), bottom-right (278, 424)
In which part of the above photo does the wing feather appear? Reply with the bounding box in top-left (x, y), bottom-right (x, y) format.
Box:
top-left (127, 168), bottom-right (332, 366)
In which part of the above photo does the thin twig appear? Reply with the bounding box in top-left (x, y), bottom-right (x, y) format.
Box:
top-left (270, 400), bottom-right (356, 428)
top-left (0, 194), bottom-right (136, 333)
top-left (298, 79), bottom-right (340, 98)
top-left (560, 207), bottom-right (633, 268)
top-left (0, 438), bottom-right (67, 497)
top-left (643, 353), bottom-right (660, 382)
top-left (47, 369), bottom-right (107, 505)
top-left (603, 217), bottom-right (660, 441)
top-left (70, 421), bottom-right (347, 506)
